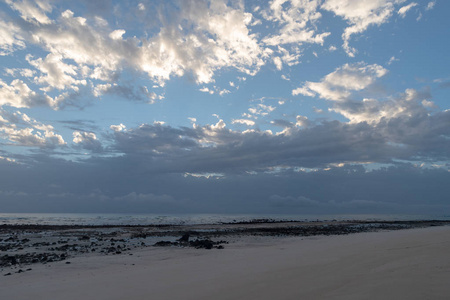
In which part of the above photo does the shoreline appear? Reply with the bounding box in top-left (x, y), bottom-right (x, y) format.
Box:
top-left (1, 219), bottom-right (449, 272)
top-left (1, 225), bottom-right (450, 299)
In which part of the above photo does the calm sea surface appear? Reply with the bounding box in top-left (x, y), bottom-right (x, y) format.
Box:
top-left (1, 213), bottom-right (449, 226)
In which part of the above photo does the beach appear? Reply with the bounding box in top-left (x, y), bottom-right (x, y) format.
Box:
top-left (1, 222), bottom-right (450, 299)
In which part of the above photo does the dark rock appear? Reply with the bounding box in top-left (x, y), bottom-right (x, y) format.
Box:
top-left (106, 247), bottom-right (116, 253)
top-left (190, 239), bottom-right (214, 249)
top-left (154, 241), bottom-right (176, 247)
top-left (178, 233), bottom-right (190, 243)
top-left (2, 255), bottom-right (17, 265)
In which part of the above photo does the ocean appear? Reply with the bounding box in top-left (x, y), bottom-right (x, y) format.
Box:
top-left (1, 213), bottom-right (449, 226)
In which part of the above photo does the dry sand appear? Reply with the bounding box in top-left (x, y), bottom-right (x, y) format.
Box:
top-left (2, 225), bottom-right (450, 300)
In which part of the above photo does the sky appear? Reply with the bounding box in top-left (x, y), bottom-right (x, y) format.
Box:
top-left (0, 0), bottom-right (449, 214)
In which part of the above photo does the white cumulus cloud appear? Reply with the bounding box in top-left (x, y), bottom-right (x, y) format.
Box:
top-left (232, 119), bottom-right (256, 126)
top-left (0, 20), bottom-right (25, 55)
top-left (0, 109), bottom-right (65, 147)
top-left (293, 62), bottom-right (388, 101)
top-left (73, 131), bottom-right (102, 152)
top-left (322, 0), bottom-right (402, 57)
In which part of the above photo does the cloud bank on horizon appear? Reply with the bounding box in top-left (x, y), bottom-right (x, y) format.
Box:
top-left (0, 0), bottom-right (449, 214)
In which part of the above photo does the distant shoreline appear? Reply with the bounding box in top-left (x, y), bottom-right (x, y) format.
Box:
top-left (1, 218), bottom-right (450, 230)
top-left (2, 213), bottom-right (449, 226)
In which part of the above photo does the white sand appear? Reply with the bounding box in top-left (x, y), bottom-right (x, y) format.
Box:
top-left (2, 226), bottom-right (450, 300)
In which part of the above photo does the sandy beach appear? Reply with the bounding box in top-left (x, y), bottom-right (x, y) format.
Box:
top-left (1, 223), bottom-right (450, 300)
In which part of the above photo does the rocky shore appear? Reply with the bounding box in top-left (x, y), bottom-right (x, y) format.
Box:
top-left (2, 219), bottom-right (449, 276)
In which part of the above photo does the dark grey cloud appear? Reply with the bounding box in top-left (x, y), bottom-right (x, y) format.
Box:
top-left (57, 119), bottom-right (100, 132)
top-left (107, 108), bottom-right (449, 174)
top-left (1, 104), bottom-right (449, 214)
top-left (1, 158), bottom-right (449, 214)
top-left (95, 84), bottom-right (158, 103)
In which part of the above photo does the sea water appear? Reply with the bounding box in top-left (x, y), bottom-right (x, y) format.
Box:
top-left (0, 213), bottom-right (449, 226)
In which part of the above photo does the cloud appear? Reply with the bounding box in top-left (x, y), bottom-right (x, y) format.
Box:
top-left (260, 0), bottom-right (329, 67)
top-left (0, 109), bottom-right (66, 147)
top-left (0, 101), bottom-right (448, 213)
top-left (0, 0), bottom-right (422, 111)
top-left (269, 195), bottom-right (320, 208)
top-left (398, 2), bottom-right (418, 18)
top-left (0, 1), bottom-right (447, 215)
top-left (93, 83), bottom-right (160, 103)
top-left (184, 172), bottom-right (224, 179)
top-left (294, 62), bottom-right (438, 127)
top-left (313, 107), bottom-right (324, 114)
top-left (2, 156), bottom-right (448, 214)
top-left (26, 53), bottom-right (87, 92)
top-left (5, 0), bottom-right (53, 25)
top-left (111, 192), bottom-right (177, 206)
top-left (329, 88), bottom-right (433, 124)
top-left (0, 20), bottom-right (26, 55)
top-left (273, 56), bottom-right (283, 70)
top-left (248, 103), bottom-right (276, 116)
top-left (293, 62), bottom-right (387, 101)
top-left (0, 79), bottom-right (53, 108)
top-left (295, 115), bottom-right (309, 127)
top-left (134, 0), bottom-right (266, 84)
top-left (73, 131), bottom-right (102, 152)
top-left (421, 99), bottom-right (436, 108)
top-left (1, 1), bottom-right (265, 108)
top-left (0, 0), bottom-right (426, 112)
top-left (103, 105), bottom-right (449, 176)
top-left (4, 68), bottom-right (35, 78)
top-left (232, 119), bottom-right (256, 126)
top-left (110, 123), bottom-right (126, 132)
top-left (137, 3), bottom-right (145, 11)
top-left (322, 0), bottom-right (401, 56)
top-left (199, 87), bottom-right (214, 94)
top-left (271, 119), bottom-right (295, 128)
top-left (262, 0), bottom-right (330, 46)
top-left (199, 86), bottom-right (231, 96)
top-left (426, 1), bottom-right (436, 10)
top-left (109, 29), bottom-right (126, 40)
top-left (387, 56), bottom-right (399, 65)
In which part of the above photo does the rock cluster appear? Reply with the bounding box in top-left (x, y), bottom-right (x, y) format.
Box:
top-left (154, 233), bottom-right (227, 249)
top-left (2, 220), bottom-right (448, 276)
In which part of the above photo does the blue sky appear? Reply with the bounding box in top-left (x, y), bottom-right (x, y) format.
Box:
top-left (0, 0), bottom-right (449, 214)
